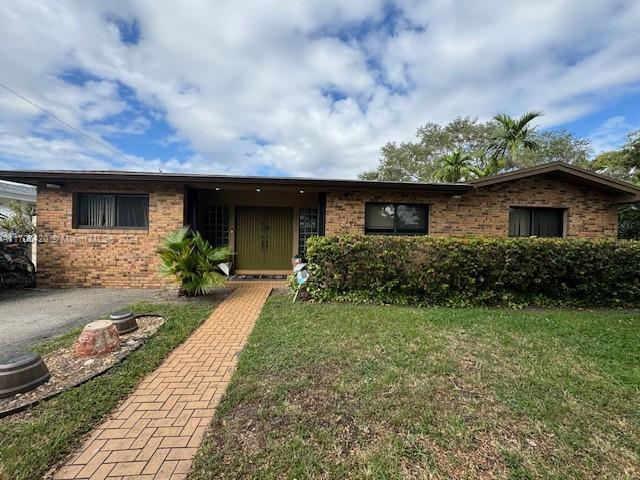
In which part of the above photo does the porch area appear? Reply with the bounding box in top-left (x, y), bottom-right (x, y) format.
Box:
top-left (185, 185), bottom-right (325, 275)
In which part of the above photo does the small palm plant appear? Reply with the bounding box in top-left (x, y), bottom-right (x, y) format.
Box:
top-left (157, 226), bottom-right (231, 296)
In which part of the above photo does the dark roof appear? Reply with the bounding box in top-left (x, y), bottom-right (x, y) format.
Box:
top-left (0, 162), bottom-right (637, 198)
top-left (0, 170), bottom-right (472, 193)
top-left (471, 161), bottom-right (640, 196)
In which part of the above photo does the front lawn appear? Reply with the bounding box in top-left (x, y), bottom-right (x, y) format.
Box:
top-left (0, 298), bottom-right (218, 480)
top-left (191, 296), bottom-right (639, 479)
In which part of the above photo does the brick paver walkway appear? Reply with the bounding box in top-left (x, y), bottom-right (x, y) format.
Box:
top-left (53, 282), bottom-right (283, 480)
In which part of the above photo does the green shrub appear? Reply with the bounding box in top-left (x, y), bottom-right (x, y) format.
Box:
top-left (157, 226), bottom-right (231, 296)
top-left (305, 235), bottom-right (640, 307)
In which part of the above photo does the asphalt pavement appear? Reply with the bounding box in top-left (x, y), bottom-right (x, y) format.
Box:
top-left (0, 288), bottom-right (166, 353)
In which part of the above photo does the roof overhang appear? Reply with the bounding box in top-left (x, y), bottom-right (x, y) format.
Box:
top-left (0, 170), bottom-right (473, 194)
top-left (0, 162), bottom-right (637, 202)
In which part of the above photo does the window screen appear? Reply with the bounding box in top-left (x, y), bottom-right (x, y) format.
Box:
top-left (509, 207), bottom-right (564, 238)
top-left (298, 207), bottom-right (319, 256)
top-left (365, 203), bottom-right (428, 235)
top-left (203, 206), bottom-right (229, 248)
top-left (76, 193), bottom-right (148, 228)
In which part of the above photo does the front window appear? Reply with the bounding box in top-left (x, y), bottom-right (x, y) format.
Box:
top-left (365, 203), bottom-right (428, 235)
top-left (75, 193), bottom-right (149, 229)
top-left (509, 207), bottom-right (564, 237)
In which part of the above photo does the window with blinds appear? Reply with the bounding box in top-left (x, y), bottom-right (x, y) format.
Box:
top-left (75, 193), bottom-right (149, 228)
top-left (509, 207), bottom-right (564, 237)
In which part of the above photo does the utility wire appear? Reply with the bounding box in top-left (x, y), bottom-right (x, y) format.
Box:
top-left (0, 81), bottom-right (151, 172)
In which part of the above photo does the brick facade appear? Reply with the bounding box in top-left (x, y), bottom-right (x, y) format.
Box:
top-left (325, 175), bottom-right (619, 238)
top-left (36, 182), bottom-right (183, 288)
top-left (34, 175), bottom-right (620, 288)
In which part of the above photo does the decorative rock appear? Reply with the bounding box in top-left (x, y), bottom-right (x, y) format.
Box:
top-left (109, 311), bottom-right (139, 334)
top-left (75, 320), bottom-right (120, 357)
top-left (0, 352), bottom-right (51, 398)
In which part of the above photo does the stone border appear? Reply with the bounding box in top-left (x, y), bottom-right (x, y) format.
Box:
top-left (0, 314), bottom-right (163, 419)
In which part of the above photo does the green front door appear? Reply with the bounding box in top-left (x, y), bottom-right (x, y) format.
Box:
top-left (235, 207), bottom-right (293, 270)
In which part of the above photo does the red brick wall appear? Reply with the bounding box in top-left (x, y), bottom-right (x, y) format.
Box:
top-left (326, 175), bottom-right (619, 238)
top-left (35, 175), bottom-right (620, 288)
top-left (36, 182), bottom-right (183, 288)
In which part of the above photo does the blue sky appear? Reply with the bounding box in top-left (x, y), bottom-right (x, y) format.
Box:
top-left (0, 1), bottom-right (639, 178)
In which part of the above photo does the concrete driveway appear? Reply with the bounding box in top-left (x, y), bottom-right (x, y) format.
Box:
top-left (0, 288), bottom-right (167, 353)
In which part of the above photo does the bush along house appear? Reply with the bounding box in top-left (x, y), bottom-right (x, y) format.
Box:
top-left (0, 161), bottom-right (638, 288)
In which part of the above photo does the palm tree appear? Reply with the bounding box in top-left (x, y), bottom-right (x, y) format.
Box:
top-left (433, 150), bottom-right (481, 182)
top-left (157, 226), bottom-right (231, 296)
top-left (487, 111), bottom-right (543, 172)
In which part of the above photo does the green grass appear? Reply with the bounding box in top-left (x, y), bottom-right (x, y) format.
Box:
top-left (32, 327), bottom-right (84, 356)
top-left (0, 300), bottom-right (217, 480)
top-left (191, 296), bottom-right (640, 480)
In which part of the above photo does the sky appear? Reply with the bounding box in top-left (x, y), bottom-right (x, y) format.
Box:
top-left (0, 0), bottom-right (639, 179)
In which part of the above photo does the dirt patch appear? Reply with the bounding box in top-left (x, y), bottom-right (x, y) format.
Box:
top-left (140, 287), bottom-right (234, 305)
top-left (0, 315), bottom-right (164, 418)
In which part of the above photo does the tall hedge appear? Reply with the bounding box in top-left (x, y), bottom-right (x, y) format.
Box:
top-left (305, 235), bottom-right (640, 307)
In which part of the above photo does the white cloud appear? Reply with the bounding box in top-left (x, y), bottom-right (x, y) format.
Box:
top-left (0, 0), bottom-right (639, 177)
top-left (590, 116), bottom-right (637, 154)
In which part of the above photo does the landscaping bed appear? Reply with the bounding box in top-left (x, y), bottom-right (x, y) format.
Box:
top-left (0, 316), bottom-right (164, 418)
top-left (191, 296), bottom-right (640, 479)
top-left (0, 299), bottom-right (218, 480)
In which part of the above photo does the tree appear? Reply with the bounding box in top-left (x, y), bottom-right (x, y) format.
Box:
top-left (590, 150), bottom-right (634, 182)
top-left (359, 141), bottom-right (432, 182)
top-left (590, 130), bottom-right (639, 182)
top-left (359, 115), bottom-right (596, 182)
top-left (518, 129), bottom-right (592, 167)
top-left (623, 129), bottom-right (640, 169)
top-left (359, 117), bottom-right (495, 182)
top-left (590, 130), bottom-right (640, 239)
top-left (157, 227), bottom-right (231, 296)
top-left (0, 201), bottom-right (36, 240)
top-left (433, 150), bottom-right (480, 182)
top-left (487, 111), bottom-right (543, 172)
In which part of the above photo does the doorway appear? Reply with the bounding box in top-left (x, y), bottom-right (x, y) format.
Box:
top-left (235, 207), bottom-right (293, 271)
